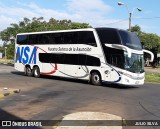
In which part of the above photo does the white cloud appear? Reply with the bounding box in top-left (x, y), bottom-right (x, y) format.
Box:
top-left (139, 24), bottom-right (160, 35)
top-left (0, 0), bottom-right (138, 45)
top-left (66, 0), bottom-right (112, 13)
top-left (65, 0), bottom-right (114, 25)
top-left (0, 15), bottom-right (17, 30)
top-left (0, 6), bottom-right (38, 19)
top-left (0, 0), bottom-right (128, 32)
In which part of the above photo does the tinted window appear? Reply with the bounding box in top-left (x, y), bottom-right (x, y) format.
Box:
top-left (39, 53), bottom-right (100, 66)
top-left (86, 55), bottom-right (100, 66)
top-left (17, 31), bottom-right (97, 45)
top-left (96, 29), bottom-right (120, 44)
top-left (111, 54), bottom-right (124, 68)
top-left (103, 46), bottom-right (124, 69)
top-left (35, 33), bottom-right (56, 44)
top-left (64, 54), bottom-right (79, 65)
top-left (47, 33), bottom-right (56, 44)
top-left (17, 35), bottom-right (28, 44)
top-left (63, 32), bottom-right (78, 44)
top-left (28, 34), bottom-right (39, 44)
top-left (78, 31), bottom-right (97, 46)
top-left (119, 30), bottom-right (142, 50)
top-left (39, 53), bottom-right (64, 64)
top-left (78, 55), bottom-right (87, 65)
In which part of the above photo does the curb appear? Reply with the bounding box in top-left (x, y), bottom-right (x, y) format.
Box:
top-left (0, 89), bottom-right (21, 99)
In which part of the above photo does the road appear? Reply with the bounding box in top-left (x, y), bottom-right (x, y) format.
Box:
top-left (0, 64), bottom-right (160, 129)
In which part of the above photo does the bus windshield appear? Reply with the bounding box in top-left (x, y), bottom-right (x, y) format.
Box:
top-left (119, 30), bottom-right (142, 50)
top-left (124, 52), bottom-right (144, 73)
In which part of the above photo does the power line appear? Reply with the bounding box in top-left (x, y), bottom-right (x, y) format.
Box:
top-left (100, 19), bottom-right (128, 26)
top-left (133, 17), bottom-right (160, 20)
top-left (97, 16), bottom-right (160, 27)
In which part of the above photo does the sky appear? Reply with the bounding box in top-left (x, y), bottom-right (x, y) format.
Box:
top-left (0, 0), bottom-right (160, 45)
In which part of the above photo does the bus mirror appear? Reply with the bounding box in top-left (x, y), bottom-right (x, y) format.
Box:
top-left (111, 44), bottom-right (132, 58)
top-left (143, 49), bottom-right (154, 62)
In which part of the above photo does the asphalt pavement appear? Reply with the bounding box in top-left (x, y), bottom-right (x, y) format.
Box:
top-left (0, 64), bottom-right (160, 129)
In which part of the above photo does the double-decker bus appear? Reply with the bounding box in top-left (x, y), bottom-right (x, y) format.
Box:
top-left (14, 28), bottom-right (154, 86)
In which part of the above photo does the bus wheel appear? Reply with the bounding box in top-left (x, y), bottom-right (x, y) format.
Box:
top-left (91, 72), bottom-right (102, 86)
top-left (33, 66), bottom-right (40, 78)
top-left (26, 66), bottom-right (33, 77)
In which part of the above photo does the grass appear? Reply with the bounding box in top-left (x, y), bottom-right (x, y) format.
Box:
top-left (145, 72), bottom-right (160, 83)
top-left (0, 59), bottom-right (14, 64)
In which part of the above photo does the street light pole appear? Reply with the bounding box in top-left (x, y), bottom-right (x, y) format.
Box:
top-left (118, 2), bottom-right (142, 31)
top-left (129, 12), bottom-right (132, 31)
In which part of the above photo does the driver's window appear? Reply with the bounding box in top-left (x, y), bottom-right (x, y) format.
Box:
top-left (111, 54), bottom-right (124, 68)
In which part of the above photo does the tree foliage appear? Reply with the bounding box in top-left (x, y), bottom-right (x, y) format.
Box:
top-left (0, 17), bottom-right (91, 59)
top-left (6, 43), bottom-right (15, 59)
top-left (0, 46), bottom-right (3, 53)
top-left (131, 25), bottom-right (141, 34)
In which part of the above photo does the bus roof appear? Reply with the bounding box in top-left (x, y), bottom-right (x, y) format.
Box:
top-left (16, 27), bottom-right (126, 35)
top-left (17, 28), bottom-right (95, 35)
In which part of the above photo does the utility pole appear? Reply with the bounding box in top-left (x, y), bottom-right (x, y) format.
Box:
top-left (118, 2), bottom-right (142, 31)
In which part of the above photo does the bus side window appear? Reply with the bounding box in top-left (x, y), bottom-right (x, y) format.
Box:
top-left (29, 34), bottom-right (39, 44)
top-left (78, 55), bottom-right (87, 65)
top-left (78, 31), bottom-right (97, 47)
top-left (38, 34), bottom-right (46, 44)
top-left (64, 54), bottom-right (79, 65)
top-left (86, 55), bottom-right (100, 66)
top-left (86, 32), bottom-right (97, 47)
top-left (17, 35), bottom-right (28, 45)
top-left (54, 54), bottom-right (65, 64)
top-left (48, 33), bottom-right (56, 44)
top-left (54, 33), bottom-right (63, 44)
top-left (111, 54), bottom-right (124, 68)
top-left (96, 29), bottom-right (120, 44)
top-left (78, 54), bottom-right (100, 66)
top-left (63, 32), bottom-right (78, 44)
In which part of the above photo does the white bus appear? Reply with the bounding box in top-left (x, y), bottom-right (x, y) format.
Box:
top-left (14, 28), bottom-right (154, 86)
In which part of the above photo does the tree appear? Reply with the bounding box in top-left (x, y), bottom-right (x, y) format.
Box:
top-left (6, 43), bottom-right (15, 59)
top-left (131, 25), bottom-right (141, 33)
top-left (0, 46), bottom-right (3, 53)
top-left (140, 32), bottom-right (160, 66)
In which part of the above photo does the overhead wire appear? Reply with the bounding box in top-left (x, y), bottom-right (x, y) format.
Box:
top-left (133, 17), bottom-right (160, 20)
top-left (97, 17), bottom-right (160, 27)
top-left (98, 19), bottom-right (128, 26)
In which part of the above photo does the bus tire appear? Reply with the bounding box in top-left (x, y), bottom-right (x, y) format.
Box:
top-left (33, 66), bottom-right (40, 78)
top-left (91, 72), bottom-right (102, 86)
top-left (26, 66), bottom-right (33, 77)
